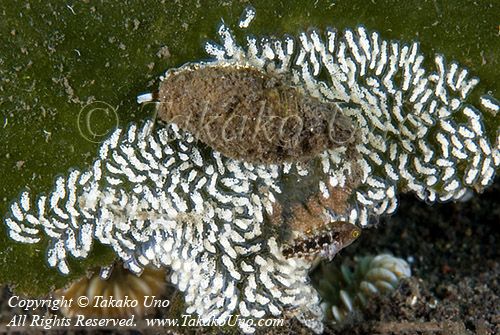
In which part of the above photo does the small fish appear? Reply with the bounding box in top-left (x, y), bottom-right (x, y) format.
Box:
top-left (282, 221), bottom-right (361, 260)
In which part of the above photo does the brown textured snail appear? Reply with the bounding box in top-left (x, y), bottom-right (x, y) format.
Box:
top-left (155, 63), bottom-right (356, 164)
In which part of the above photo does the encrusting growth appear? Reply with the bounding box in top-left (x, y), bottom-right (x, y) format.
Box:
top-left (3, 6), bottom-right (500, 334)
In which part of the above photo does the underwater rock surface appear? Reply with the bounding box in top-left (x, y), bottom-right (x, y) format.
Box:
top-left (2, 5), bottom-right (500, 334)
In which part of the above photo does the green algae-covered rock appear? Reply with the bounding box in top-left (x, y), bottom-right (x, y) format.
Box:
top-left (0, 0), bottom-right (498, 296)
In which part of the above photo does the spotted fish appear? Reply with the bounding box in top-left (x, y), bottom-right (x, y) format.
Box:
top-left (282, 221), bottom-right (361, 260)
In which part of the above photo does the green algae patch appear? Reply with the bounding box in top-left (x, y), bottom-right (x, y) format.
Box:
top-left (0, 1), bottom-right (498, 295)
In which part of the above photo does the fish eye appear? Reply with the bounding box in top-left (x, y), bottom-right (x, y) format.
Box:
top-left (351, 230), bottom-right (360, 238)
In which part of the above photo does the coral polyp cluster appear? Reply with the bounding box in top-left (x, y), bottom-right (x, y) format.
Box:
top-left (314, 254), bottom-right (411, 324)
top-left (3, 7), bottom-right (499, 334)
top-left (5, 120), bottom-right (326, 333)
top-left (203, 18), bottom-right (500, 227)
top-left (54, 264), bottom-right (167, 319)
